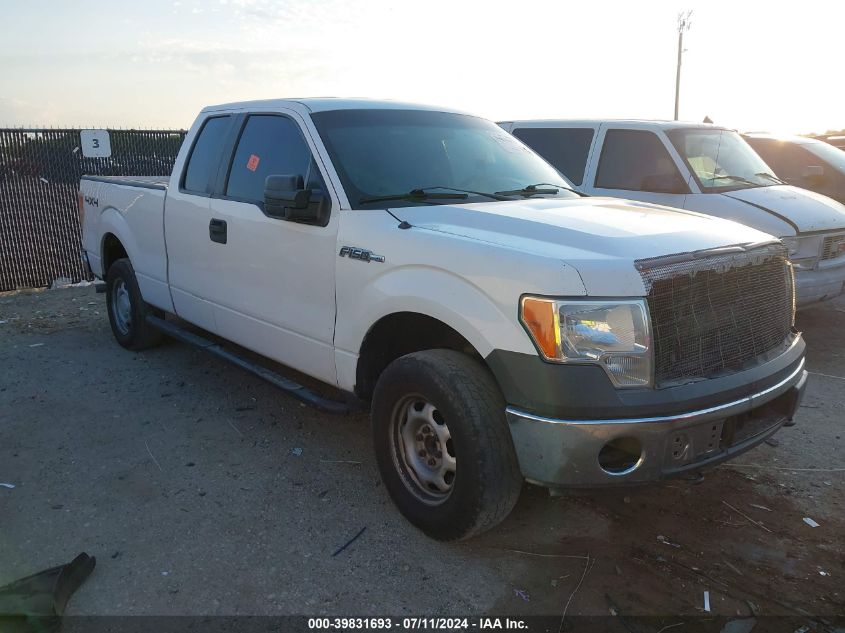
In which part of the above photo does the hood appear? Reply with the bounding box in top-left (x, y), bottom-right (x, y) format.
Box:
top-left (392, 197), bottom-right (775, 296)
top-left (723, 185), bottom-right (845, 234)
top-left (392, 197), bottom-right (772, 262)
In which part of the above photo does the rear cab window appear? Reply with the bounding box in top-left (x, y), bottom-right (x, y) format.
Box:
top-left (595, 129), bottom-right (687, 193)
top-left (512, 127), bottom-right (594, 185)
top-left (182, 116), bottom-right (231, 194)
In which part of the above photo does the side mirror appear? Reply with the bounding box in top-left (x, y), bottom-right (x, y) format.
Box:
top-left (264, 174), bottom-right (315, 221)
top-left (640, 173), bottom-right (688, 194)
top-left (802, 165), bottom-right (824, 183)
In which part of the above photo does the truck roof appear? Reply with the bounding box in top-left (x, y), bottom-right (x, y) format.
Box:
top-left (203, 97), bottom-right (469, 115)
top-left (742, 132), bottom-right (821, 146)
top-left (501, 119), bottom-right (733, 132)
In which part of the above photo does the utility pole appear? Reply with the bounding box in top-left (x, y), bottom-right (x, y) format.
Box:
top-left (674, 10), bottom-right (692, 120)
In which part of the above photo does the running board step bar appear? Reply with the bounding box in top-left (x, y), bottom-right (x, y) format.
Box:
top-left (146, 315), bottom-right (363, 415)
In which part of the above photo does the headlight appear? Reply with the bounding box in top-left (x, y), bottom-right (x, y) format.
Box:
top-left (520, 297), bottom-right (652, 388)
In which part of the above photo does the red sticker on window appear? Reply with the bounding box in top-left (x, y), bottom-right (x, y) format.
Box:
top-left (247, 154), bottom-right (260, 172)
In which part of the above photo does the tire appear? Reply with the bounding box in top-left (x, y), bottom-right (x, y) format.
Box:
top-left (105, 258), bottom-right (163, 350)
top-left (372, 349), bottom-right (523, 540)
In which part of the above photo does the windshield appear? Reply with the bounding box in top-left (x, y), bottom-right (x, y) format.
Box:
top-left (310, 109), bottom-right (578, 208)
top-left (667, 128), bottom-right (777, 191)
top-left (807, 140), bottom-right (845, 173)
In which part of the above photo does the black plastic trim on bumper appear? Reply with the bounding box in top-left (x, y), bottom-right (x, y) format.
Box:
top-left (485, 333), bottom-right (805, 421)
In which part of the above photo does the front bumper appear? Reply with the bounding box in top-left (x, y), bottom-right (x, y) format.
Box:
top-left (795, 261), bottom-right (845, 307)
top-left (506, 359), bottom-right (807, 487)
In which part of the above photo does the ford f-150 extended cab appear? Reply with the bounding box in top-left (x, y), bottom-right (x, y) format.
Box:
top-left (500, 119), bottom-right (845, 306)
top-left (80, 99), bottom-right (807, 540)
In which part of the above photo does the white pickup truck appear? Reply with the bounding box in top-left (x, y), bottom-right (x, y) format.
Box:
top-left (80, 99), bottom-right (807, 540)
top-left (499, 119), bottom-right (845, 306)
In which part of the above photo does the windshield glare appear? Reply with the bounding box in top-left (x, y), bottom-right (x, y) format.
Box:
top-left (310, 109), bottom-right (577, 208)
top-left (667, 128), bottom-right (776, 191)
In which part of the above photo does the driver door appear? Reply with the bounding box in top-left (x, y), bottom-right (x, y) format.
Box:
top-left (205, 111), bottom-right (340, 385)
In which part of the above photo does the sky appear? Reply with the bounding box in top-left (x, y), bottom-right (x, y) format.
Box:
top-left (1, 0), bottom-right (843, 134)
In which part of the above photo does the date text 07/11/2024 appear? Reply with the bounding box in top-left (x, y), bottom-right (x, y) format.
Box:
top-left (306, 617), bottom-right (528, 630)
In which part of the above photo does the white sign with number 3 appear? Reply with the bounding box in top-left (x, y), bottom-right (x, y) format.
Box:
top-left (80, 129), bottom-right (111, 158)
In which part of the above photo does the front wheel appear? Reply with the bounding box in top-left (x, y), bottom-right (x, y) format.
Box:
top-left (372, 349), bottom-right (523, 540)
top-left (105, 258), bottom-right (163, 350)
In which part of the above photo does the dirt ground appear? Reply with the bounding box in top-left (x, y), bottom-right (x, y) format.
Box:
top-left (0, 286), bottom-right (843, 627)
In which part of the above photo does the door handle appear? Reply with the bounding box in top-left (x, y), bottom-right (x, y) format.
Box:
top-left (209, 218), bottom-right (227, 244)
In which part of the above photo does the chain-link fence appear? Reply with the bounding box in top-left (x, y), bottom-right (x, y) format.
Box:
top-left (0, 128), bottom-right (186, 291)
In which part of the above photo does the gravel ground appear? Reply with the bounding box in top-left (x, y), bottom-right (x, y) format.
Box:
top-left (0, 286), bottom-right (843, 625)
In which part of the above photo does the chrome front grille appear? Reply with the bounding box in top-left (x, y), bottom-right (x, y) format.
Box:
top-left (636, 243), bottom-right (794, 387)
top-left (821, 233), bottom-right (845, 261)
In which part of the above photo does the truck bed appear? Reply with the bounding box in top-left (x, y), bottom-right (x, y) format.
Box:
top-left (80, 173), bottom-right (172, 311)
top-left (81, 175), bottom-right (169, 190)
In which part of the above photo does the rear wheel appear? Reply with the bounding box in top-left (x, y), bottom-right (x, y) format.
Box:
top-left (105, 258), bottom-right (163, 350)
top-left (372, 349), bottom-right (522, 540)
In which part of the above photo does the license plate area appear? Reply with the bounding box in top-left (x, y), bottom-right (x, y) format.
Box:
top-left (666, 420), bottom-right (724, 466)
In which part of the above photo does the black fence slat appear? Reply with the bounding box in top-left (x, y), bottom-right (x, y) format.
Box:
top-left (0, 127), bottom-right (186, 291)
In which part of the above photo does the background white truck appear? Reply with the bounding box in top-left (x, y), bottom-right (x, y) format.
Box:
top-left (499, 119), bottom-right (845, 306)
top-left (81, 99), bottom-right (807, 539)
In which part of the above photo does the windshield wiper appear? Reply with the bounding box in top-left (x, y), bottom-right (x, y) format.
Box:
top-left (494, 183), bottom-right (587, 197)
top-left (707, 174), bottom-right (759, 187)
top-left (755, 172), bottom-right (788, 185)
top-left (359, 186), bottom-right (507, 205)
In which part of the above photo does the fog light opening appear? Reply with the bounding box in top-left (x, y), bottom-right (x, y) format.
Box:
top-left (598, 437), bottom-right (643, 475)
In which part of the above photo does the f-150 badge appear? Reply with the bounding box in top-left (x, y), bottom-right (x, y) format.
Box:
top-left (339, 246), bottom-right (385, 263)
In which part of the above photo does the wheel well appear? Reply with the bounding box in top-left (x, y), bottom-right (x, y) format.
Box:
top-left (355, 312), bottom-right (482, 400)
top-left (102, 233), bottom-right (128, 274)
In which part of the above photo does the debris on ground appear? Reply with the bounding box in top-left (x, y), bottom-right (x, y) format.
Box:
top-left (657, 535), bottom-right (681, 548)
top-left (291, 447), bottom-right (303, 456)
top-left (703, 590), bottom-right (711, 612)
top-left (331, 526), bottom-right (366, 557)
top-left (802, 517), bottom-right (820, 528)
top-left (0, 552), bottom-right (95, 631)
top-left (513, 588), bottom-right (530, 602)
top-left (722, 500), bottom-right (773, 533)
top-left (745, 599), bottom-right (760, 616)
top-left (0, 483), bottom-right (15, 489)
